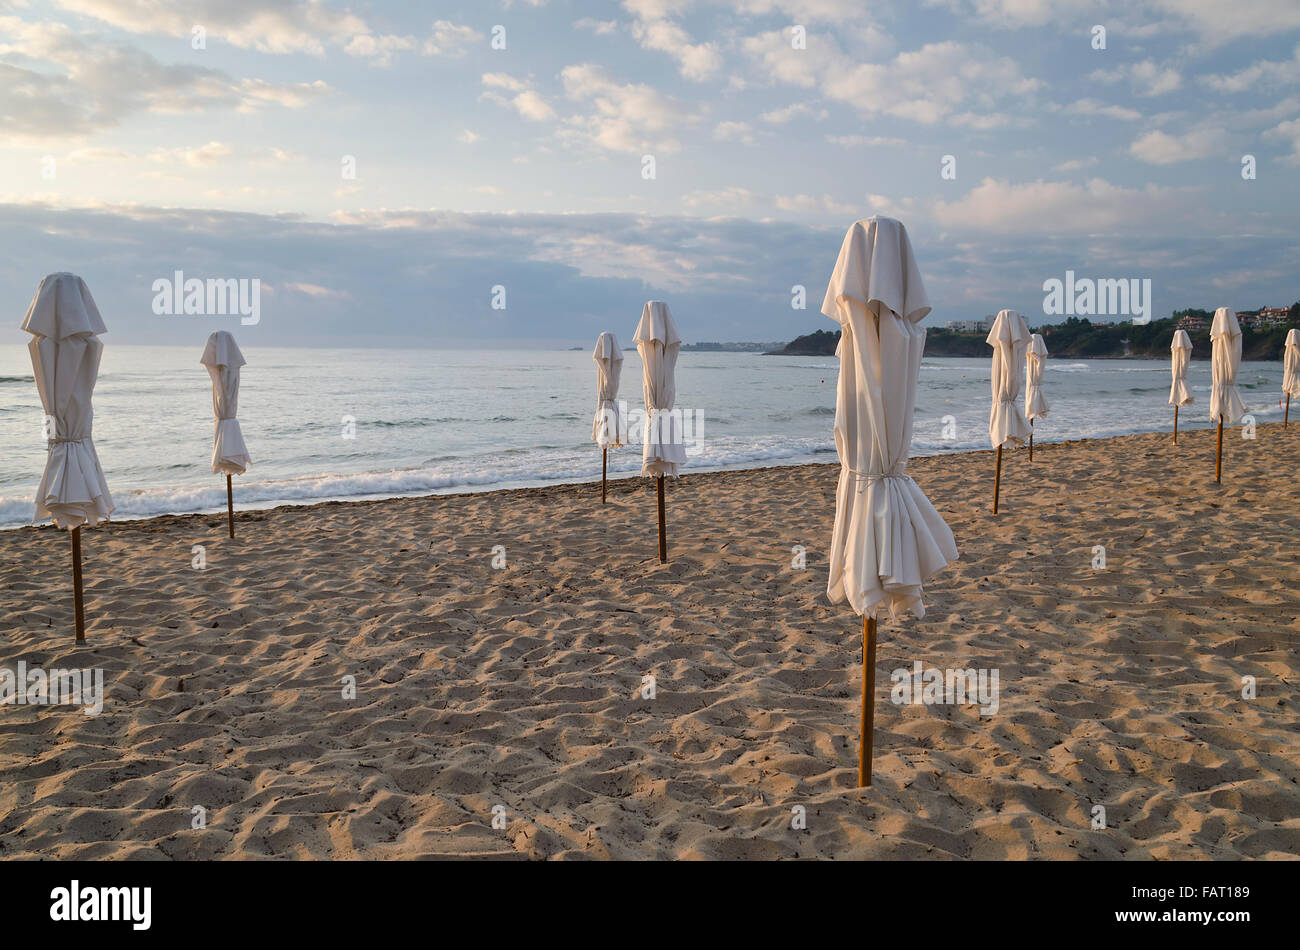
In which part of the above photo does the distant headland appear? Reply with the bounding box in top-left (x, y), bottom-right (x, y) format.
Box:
top-left (765, 305), bottom-right (1300, 360)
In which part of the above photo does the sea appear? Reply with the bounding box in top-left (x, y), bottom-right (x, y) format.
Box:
top-left (0, 345), bottom-right (1288, 529)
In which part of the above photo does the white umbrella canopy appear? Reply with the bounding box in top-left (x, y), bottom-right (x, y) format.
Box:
top-left (1209, 307), bottom-right (1246, 425)
top-left (591, 331), bottom-right (625, 447)
top-left (1025, 332), bottom-right (1049, 421)
top-left (986, 309), bottom-right (1032, 448)
top-left (22, 273), bottom-right (113, 530)
top-left (1283, 329), bottom-right (1300, 399)
top-left (822, 217), bottom-right (958, 621)
top-left (200, 330), bottom-right (251, 475)
top-left (1169, 329), bottom-right (1194, 407)
top-left (634, 301), bottom-right (685, 477)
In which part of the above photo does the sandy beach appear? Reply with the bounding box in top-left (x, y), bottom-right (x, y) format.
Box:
top-left (1, 425), bottom-right (1297, 860)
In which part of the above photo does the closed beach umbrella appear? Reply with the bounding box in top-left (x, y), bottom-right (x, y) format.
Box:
top-left (634, 301), bottom-right (684, 562)
top-left (822, 216), bottom-right (959, 787)
top-left (986, 308), bottom-right (1031, 512)
top-left (22, 273), bottom-right (114, 643)
top-left (592, 331), bottom-right (625, 503)
top-left (200, 331), bottom-right (250, 537)
top-left (1024, 332), bottom-right (1049, 461)
top-left (1283, 328), bottom-right (1299, 428)
top-left (1169, 329), bottom-right (1193, 442)
top-left (1210, 307), bottom-right (1246, 483)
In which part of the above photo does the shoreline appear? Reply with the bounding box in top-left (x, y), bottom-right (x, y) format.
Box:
top-left (0, 419), bottom-right (1272, 534)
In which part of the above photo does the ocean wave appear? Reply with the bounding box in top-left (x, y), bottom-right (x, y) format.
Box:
top-left (0, 435), bottom-right (848, 528)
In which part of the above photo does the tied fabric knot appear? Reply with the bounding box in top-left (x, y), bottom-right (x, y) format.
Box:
top-left (646, 408), bottom-right (684, 445)
top-left (48, 437), bottom-right (87, 445)
top-left (843, 466), bottom-right (911, 490)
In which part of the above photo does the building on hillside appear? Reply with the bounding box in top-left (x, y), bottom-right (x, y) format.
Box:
top-left (1256, 307), bottom-right (1290, 327)
top-left (944, 319), bottom-right (990, 334)
top-left (1176, 313), bottom-right (1209, 332)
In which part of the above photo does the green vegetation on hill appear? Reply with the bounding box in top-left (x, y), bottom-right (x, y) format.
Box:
top-left (765, 328), bottom-right (840, 356)
top-left (1040, 315), bottom-right (1295, 360)
top-left (768, 307), bottom-right (1300, 360)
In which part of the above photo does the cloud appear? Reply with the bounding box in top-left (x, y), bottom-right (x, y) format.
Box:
top-left (0, 199), bottom-right (848, 344)
top-left (3, 198), bottom-right (1294, 347)
top-left (52, 0), bottom-right (415, 59)
top-left (1052, 156), bottom-right (1099, 172)
top-left (1263, 117), bottom-right (1300, 164)
top-left (343, 33), bottom-right (414, 65)
top-left (1129, 126), bottom-right (1228, 164)
top-left (931, 177), bottom-right (1198, 234)
top-left (421, 20), bottom-right (481, 57)
top-left (281, 281), bottom-right (351, 299)
top-left (741, 34), bottom-right (1043, 126)
top-left (682, 186), bottom-right (757, 209)
top-left (575, 18), bottom-right (618, 34)
top-left (63, 146), bottom-right (135, 163)
top-left (253, 146), bottom-right (306, 164)
top-left (924, 0), bottom-right (1096, 29)
top-left (822, 42), bottom-right (1043, 124)
top-left (774, 193), bottom-right (859, 215)
top-left (682, 185), bottom-right (859, 218)
top-left (627, 8), bottom-right (722, 81)
top-left (723, 0), bottom-right (887, 27)
top-left (713, 120), bottom-right (755, 144)
top-left (1089, 60), bottom-right (1182, 97)
top-left (481, 73), bottom-right (556, 121)
top-left (1064, 98), bottom-right (1142, 121)
top-left (760, 102), bottom-right (828, 124)
top-left (740, 28), bottom-right (825, 87)
top-left (149, 141), bottom-right (234, 166)
top-left (1201, 46), bottom-right (1300, 93)
top-left (0, 17), bottom-right (328, 144)
top-left (559, 64), bottom-right (694, 153)
top-left (1151, 0), bottom-right (1300, 43)
top-left (458, 129), bottom-right (482, 144)
top-left (825, 134), bottom-right (906, 147)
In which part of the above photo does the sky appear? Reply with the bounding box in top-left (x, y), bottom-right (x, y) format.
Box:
top-left (1, 0), bottom-right (1298, 347)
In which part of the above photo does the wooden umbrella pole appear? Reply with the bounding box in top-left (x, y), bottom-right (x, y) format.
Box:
top-left (1029, 419), bottom-right (1034, 462)
top-left (1286, 394), bottom-right (1291, 429)
top-left (1215, 416), bottom-right (1223, 483)
top-left (602, 447), bottom-right (607, 503)
top-left (226, 474), bottom-right (235, 538)
top-left (992, 444), bottom-right (1003, 514)
top-left (70, 526), bottom-right (86, 644)
top-left (656, 475), bottom-right (666, 562)
top-left (859, 614), bottom-right (878, 788)
top-left (1174, 405), bottom-right (1179, 443)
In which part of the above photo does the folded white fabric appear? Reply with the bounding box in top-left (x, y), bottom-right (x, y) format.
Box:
top-left (1282, 328), bottom-right (1300, 399)
top-left (591, 331), bottom-right (625, 447)
top-left (22, 273), bottom-right (114, 530)
top-left (634, 301), bottom-right (686, 478)
top-left (821, 216), bottom-right (958, 621)
top-left (1209, 308), bottom-right (1246, 425)
top-left (1169, 329), bottom-right (1194, 407)
top-left (1025, 332), bottom-right (1049, 421)
top-left (200, 330), bottom-right (251, 475)
top-left (986, 309), bottom-right (1032, 448)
